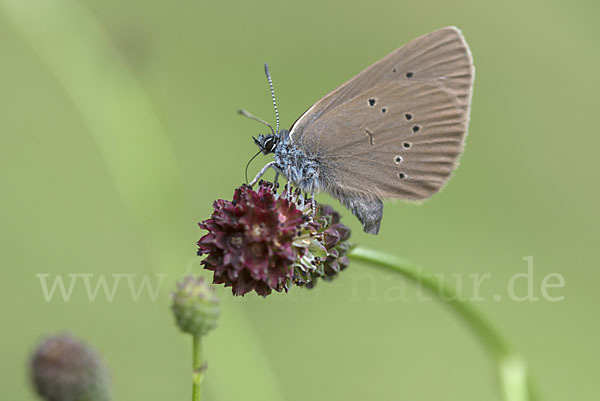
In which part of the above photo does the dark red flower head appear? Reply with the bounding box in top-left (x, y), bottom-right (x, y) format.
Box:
top-left (198, 182), bottom-right (351, 296)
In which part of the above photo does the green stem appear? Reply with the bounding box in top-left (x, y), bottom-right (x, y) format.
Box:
top-left (192, 335), bottom-right (203, 401)
top-left (348, 246), bottom-right (534, 401)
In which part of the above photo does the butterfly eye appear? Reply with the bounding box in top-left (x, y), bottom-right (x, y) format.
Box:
top-left (265, 137), bottom-right (277, 151)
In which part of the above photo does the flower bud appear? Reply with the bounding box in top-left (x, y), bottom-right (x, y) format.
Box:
top-left (171, 276), bottom-right (220, 336)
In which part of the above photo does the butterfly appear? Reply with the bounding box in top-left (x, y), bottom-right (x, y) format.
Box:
top-left (241, 26), bottom-right (474, 234)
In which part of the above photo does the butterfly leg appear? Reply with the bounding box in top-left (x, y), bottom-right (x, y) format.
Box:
top-left (286, 166), bottom-right (292, 198)
top-left (248, 161), bottom-right (276, 187)
top-left (273, 171), bottom-right (280, 192)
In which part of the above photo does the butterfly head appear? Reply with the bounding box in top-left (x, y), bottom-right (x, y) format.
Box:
top-left (253, 133), bottom-right (279, 155)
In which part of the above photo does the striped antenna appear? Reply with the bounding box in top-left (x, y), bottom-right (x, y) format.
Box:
top-left (264, 63), bottom-right (280, 134)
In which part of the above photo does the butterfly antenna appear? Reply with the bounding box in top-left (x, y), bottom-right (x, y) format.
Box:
top-left (264, 63), bottom-right (280, 134)
top-left (237, 109), bottom-right (275, 136)
top-left (245, 149), bottom-right (263, 184)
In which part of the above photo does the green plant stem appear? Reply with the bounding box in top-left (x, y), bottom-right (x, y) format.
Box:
top-left (192, 335), bottom-right (203, 401)
top-left (348, 246), bottom-right (533, 401)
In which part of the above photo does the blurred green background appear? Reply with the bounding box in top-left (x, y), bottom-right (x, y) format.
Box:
top-left (1, 0), bottom-right (598, 400)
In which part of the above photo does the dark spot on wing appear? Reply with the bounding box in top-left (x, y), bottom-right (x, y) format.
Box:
top-left (405, 113), bottom-right (413, 120)
top-left (412, 125), bottom-right (421, 133)
top-left (368, 98), bottom-right (376, 106)
top-left (406, 72), bottom-right (414, 78)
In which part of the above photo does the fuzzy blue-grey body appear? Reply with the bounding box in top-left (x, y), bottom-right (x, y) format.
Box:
top-left (272, 129), bottom-right (323, 194)
top-left (253, 129), bottom-right (383, 234)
